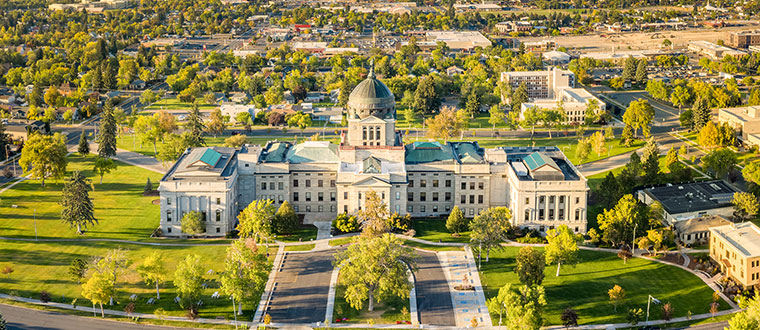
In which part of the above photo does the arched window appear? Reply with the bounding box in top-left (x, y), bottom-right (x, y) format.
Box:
top-left (215, 210), bottom-right (221, 222)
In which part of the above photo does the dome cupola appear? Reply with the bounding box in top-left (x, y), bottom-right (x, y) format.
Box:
top-left (347, 60), bottom-right (395, 120)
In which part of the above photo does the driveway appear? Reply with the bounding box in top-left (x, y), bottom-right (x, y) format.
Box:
top-left (414, 251), bottom-right (456, 326)
top-left (265, 249), bottom-right (335, 324)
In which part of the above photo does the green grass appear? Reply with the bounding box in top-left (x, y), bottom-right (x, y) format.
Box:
top-left (145, 98), bottom-right (216, 111)
top-left (412, 218), bottom-right (470, 243)
top-left (275, 225), bottom-right (318, 243)
top-left (478, 247), bottom-right (729, 325)
top-left (284, 244), bottom-right (315, 252)
top-left (329, 237), bottom-right (355, 246)
top-left (332, 282), bottom-right (410, 324)
top-left (0, 239), bottom-right (270, 320)
top-left (0, 154), bottom-right (162, 241)
top-left (401, 240), bottom-right (463, 252)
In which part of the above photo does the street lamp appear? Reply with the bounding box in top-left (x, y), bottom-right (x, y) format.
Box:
top-left (646, 294), bottom-right (661, 323)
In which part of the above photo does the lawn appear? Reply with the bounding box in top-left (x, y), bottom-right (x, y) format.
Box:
top-left (0, 155), bottom-right (162, 241)
top-left (275, 225), bottom-right (318, 243)
top-left (329, 237), bottom-right (355, 246)
top-left (0, 239), bottom-right (269, 321)
top-left (332, 281), bottom-right (411, 325)
top-left (412, 218), bottom-right (470, 243)
top-left (478, 247), bottom-right (729, 325)
top-left (284, 244), bottom-right (315, 252)
top-left (401, 240), bottom-right (463, 252)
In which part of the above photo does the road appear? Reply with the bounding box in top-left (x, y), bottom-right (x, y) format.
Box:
top-left (0, 303), bottom-right (178, 330)
top-left (673, 320), bottom-right (729, 330)
top-left (265, 249), bottom-right (335, 324)
top-left (414, 251), bottom-right (456, 326)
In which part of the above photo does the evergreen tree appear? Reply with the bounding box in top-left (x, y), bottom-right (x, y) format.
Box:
top-left (61, 171), bottom-right (97, 234)
top-left (185, 102), bottom-right (206, 147)
top-left (446, 206), bottom-right (467, 234)
top-left (692, 96), bottom-right (711, 130)
top-left (97, 102), bottom-right (117, 159)
top-left (92, 64), bottom-right (102, 90)
top-left (78, 131), bottom-right (90, 156)
top-left (622, 56), bottom-right (637, 81)
top-left (635, 60), bottom-right (648, 85)
top-left (511, 82), bottom-right (529, 112)
top-left (413, 76), bottom-right (440, 115)
top-left (597, 172), bottom-right (622, 209)
top-left (641, 137), bottom-right (660, 183)
top-left (29, 84), bottom-right (43, 108)
top-left (273, 201), bottom-right (299, 235)
top-left (144, 178), bottom-right (153, 192)
top-left (0, 121), bottom-right (9, 161)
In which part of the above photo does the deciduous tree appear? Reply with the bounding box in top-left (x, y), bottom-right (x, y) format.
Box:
top-left (608, 285), bottom-right (626, 312)
top-left (545, 225), bottom-right (582, 276)
top-left (358, 190), bottom-right (392, 237)
top-left (702, 148), bottom-right (738, 178)
top-left (273, 201), bottom-right (299, 234)
top-left (732, 192), bottom-right (759, 222)
top-left (93, 157), bottom-right (116, 184)
top-left (237, 199), bottom-right (275, 243)
top-left (19, 133), bottom-right (67, 187)
top-left (206, 108), bottom-right (226, 137)
top-left (469, 207), bottom-right (512, 262)
top-left (446, 206), bottom-right (467, 234)
top-left (181, 211), bottom-right (205, 236)
top-left (137, 252), bottom-right (166, 299)
top-left (515, 247), bottom-right (545, 287)
top-left (219, 239), bottom-right (269, 315)
top-left (174, 254), bottom-right (204, 310)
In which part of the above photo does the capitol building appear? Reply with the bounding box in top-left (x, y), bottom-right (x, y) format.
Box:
top-left (158, 67), bottom-right (590, 237)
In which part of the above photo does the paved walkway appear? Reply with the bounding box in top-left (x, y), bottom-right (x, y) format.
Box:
top-left (77, 143), bottom-right (166, 174)
top-left (438, 250), bottom-right (491, 327)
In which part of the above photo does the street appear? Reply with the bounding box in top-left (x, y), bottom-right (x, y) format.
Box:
top-left (0, 304), bottom-right (178, 330)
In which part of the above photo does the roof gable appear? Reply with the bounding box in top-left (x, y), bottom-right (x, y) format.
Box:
top-left (523, 152), bottom-right (559, 171)
top-left (188, 148), bottom-right (222, 167)
top-left (352, 176), bottom-right (391, 187)
top-left (363, 156), bottom-right (382, 174)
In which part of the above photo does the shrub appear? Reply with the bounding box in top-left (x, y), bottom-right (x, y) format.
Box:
top-left (39, 291), bottom-right (51, 303)
top-left (332, 213), bottom-right (359, 233)
top-left (124, 302), bottom-right (136, 315)
top-left (390, 213), bottom-right (412, 232)
top-left (446, 206), bottom-right (468, 234)
top-left (0, 266), bottom-right (13, 275)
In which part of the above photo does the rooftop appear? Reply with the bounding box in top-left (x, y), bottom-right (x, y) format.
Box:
top-left (642, 180), bottom-right (740, 215)
top-left (405, 141), bottom-right (455, 164)
top-left (162, 147), bottom-right (238, 181)
top-left (674, 215), bottom-right (732, 234)
top-left (500, 147), bottom-right (581, 181)
top-left (286, 141), bottom-right (339, 163)
top-left (710, 222), bottom-right (760, 257)
top-left (259, 141), bottom-right (292, 163)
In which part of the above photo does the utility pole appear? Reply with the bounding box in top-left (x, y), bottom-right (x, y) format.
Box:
top-left (632, 223), bottom-right (638, 256)
top-left (34, 208), bottom-right (38, 242)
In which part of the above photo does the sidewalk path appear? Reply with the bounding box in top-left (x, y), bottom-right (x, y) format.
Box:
top-left (438, 250), bottom-right (491, 327)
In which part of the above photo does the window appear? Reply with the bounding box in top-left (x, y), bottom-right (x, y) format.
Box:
top-left (549, 196), bottom-right (555, 204)
top-left (167, 227), bottom-right (172, 233)
top-left (409, 180), bottom-right (414, 188)
top-left (331, 192), bottom-right (336, 202)
top-left (216, 210), bottom-right (221, 222)
top-left (461, 195), bottom-right (467, 203)
top-left (318, 180), bottom-right (323, 188)
top-left (261, 182), bottom-right (266, 190)
top-left (559, 209), bottom-right (564, 220)
top-left (305, 192), bottom-right (311, 201)
top-left (539, 209), bottom-right (545, 220)
top-left (293, 192), bottom-right (299, 201)
top-left (167, 198), bottom-right (172, 205)
top-left (478, 182), bottom-right (484, 190)
top-left (330, 180), bottom-right (335, 187)
top-left (407, 205), bottom-right (413, 212)
top-left (469, 182), bottom-right (475, 190)
top-left (408, 192), bottom-right (414, 202)
top-left (344, 205), bottom-right (348, 213)
top-left (433, 192), bottom-right (439, 202)
top-left (293, 179), bottom-right (298, 187)
top-left (445, 180), bottom-right (452, 187)
top-left (469, 208), bottom-right (474, 216)
top-left (294, 205), bottom-right (299, 212)
top-left (201, 211), bottom-right (207, 222)
top-left (395, 205), bottom-right (400, 213)
top-left (278, 182), bottom-right (283, 190)
top-left (167, 210), bottom-right (172, 222)
top-left (539, 196), bottom-right (545, 204)
top-left (469, 195), bottom-right (475, 204)
top-left (344, 192), bottom-right (348, 199)
top-left (576, 197), bottom-right (580, 204)
top-left (445, 192), bottom-right (451, 201)
top-left (420, 180), bottom-right (427, 188)
top-left (318, 192), bottom-right (324, 201)
top-left (559, 196), bottom-right (565, 204)
top-left (421, 205), bottom-right (426, 213)
top-left (433, 205), bottom-right (438, 212)
top-left (575, 209), bottom-right (580, 220)
top-left (524, 210), bottom-right (530, 221)
top-left (306, 180), bottom-right (311, 187)
top-left (420, 192), bottom-right (427, 202)
top-left (269, 182), bottom-right (275, 190)
top-left (278, 195), bottom-right (284, 203)
top-left (478, 195), bottom-right (483, 204)
top-left (461, 182), bottom-right (466, 190)
top-left (318, 205), bottom-right (324, 212)
top-left (549, 209), bottom-right (554, 220)
top-left (216, 227), bottom-right (221, 233)
top-left (433, 180), bottom-right (439, 188)
top-left (396, 192), bottom-right (401, 200)
top-left (525, 197), bottom-right (530, 205)
top-left (331, 205), bottom-right (337, 212)
top-left (306, 205), bottom-right (311, 212)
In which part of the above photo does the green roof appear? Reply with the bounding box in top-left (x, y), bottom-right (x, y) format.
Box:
top-left (263, 142), bottom-right (290, 162)
top-left (452, 142), bottom-right (483, 164)
top-left (286, 141), bottom-right (339, 163)
top-left (523, 152), bottom-right (558, 171)
top-left (363, 156), bottom-right (382, 174)
top-left (405, 142), bottom-right (454, 164)
top-left (189, 148), bottom-right (222, 167)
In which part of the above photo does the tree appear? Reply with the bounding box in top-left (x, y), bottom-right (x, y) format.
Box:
top-left (698, 121), bottom-right (720, 149)
top-left (137, 252), bottom-right (166, 299)
top-left (635, 59), bottom-right (648, 85)
top-left (81, 269), bottom-right (114, 317)
top-left (733, 192), bottom-right (759, 222)
top-left (78, 131), bottom-right (90, 156)
top-left (335, 234), bottom-right (416, 312)
top-left (597, 194), bottom-right (646, 246)
top-left (597, 172), bottom-right (622, 209)
top-left (670, 85), bottom-right (692, 110)
top-left (61, 171), bottom-right (96, 234)
top-left (647, 229), bottom-right (664, 255)
top-left (702, 148), bottom-right (738, 178)
top-left (590, 131), bottom-right (608, 156)
top-left (620, 124), bottom-right (634, 147)
top-left (134, 114), bottom-right (161, 154)
top-left (511, 83), bottom-right (529, 112)
top-left (522, 106), bottom-right (541, 139)
top-left (515, 247), bottom-right (545, 287)
top-left (174, 254), bottom-right (204, 309)
top-left (93, 157), bottom-right (116, 184)
top-left (286, 111), bottom-right (312, 133)
top-left (488, 283), bottom-right (546, 330)
top-left (206, 108), bottom-right (226, 137)
top-left (224, 134), bottom-right (247, 148)
top-left (469, 207), bottom-right (512, 262)
top-left (358, 190), bottom-right (392, 237)
top-left (584, 99), bottom-right (600, 126)
top-left (333, 213), bottom-right (359, 233)
top-left (622, 56), bottom-right (637, 81)
top-left (641, 137), bottom-right (660, 183)
top-left (561, 308), bottom-right (578, 329)
top-left (576, 137), bottom-right (592, 163)
top-left (622, 99), bottom-right (655, 138)
top-left (158, 133), bottom-right (190, 164)
top-left (692, 95), bottom-right (711, 130)
top-left (69, 258), bottom-right (88, 283)
top-left (181, 211), bottom-right (205, 236)
top-left (665, 147), bottom-right (679, 171)
top-left (273, 201), bottom-right (299, 234)
top-left (237, 199), bottom-right (275, 243)
top-left (425, 106), bottom-right (464, 142)
top-left (446, 206), bottom-right (467, 234)
top-left (235, 112), bottom-right (251, 126)
top-left (661, 302), bottom-right (674, 321)
top-left (157, 111), bottom-right (177, 137)
top-left (97, 103), bottom-right (117, 159)
top-left (185, 103), bottom-right (206, 147)
top-left (545, 225), bottom-right (582, 276)
top-left (464, 92), bottom-right (480, 118)
top-left (487, 106), bottom-right (505, 131)
top-left (627, 308), bottom-right (644, 325)
top-left (679, 109), bottom-right (694, 129)
top-left (412, 76), bottom-right (440, 115)
top-left (743, 162), bottom-right (760, 188)
top-left (219, 239), bottom-right (269, 315)
top-left (726, 292), bottom-right (760, 330)
top-left (19, 133), bottom-right (67, 187)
